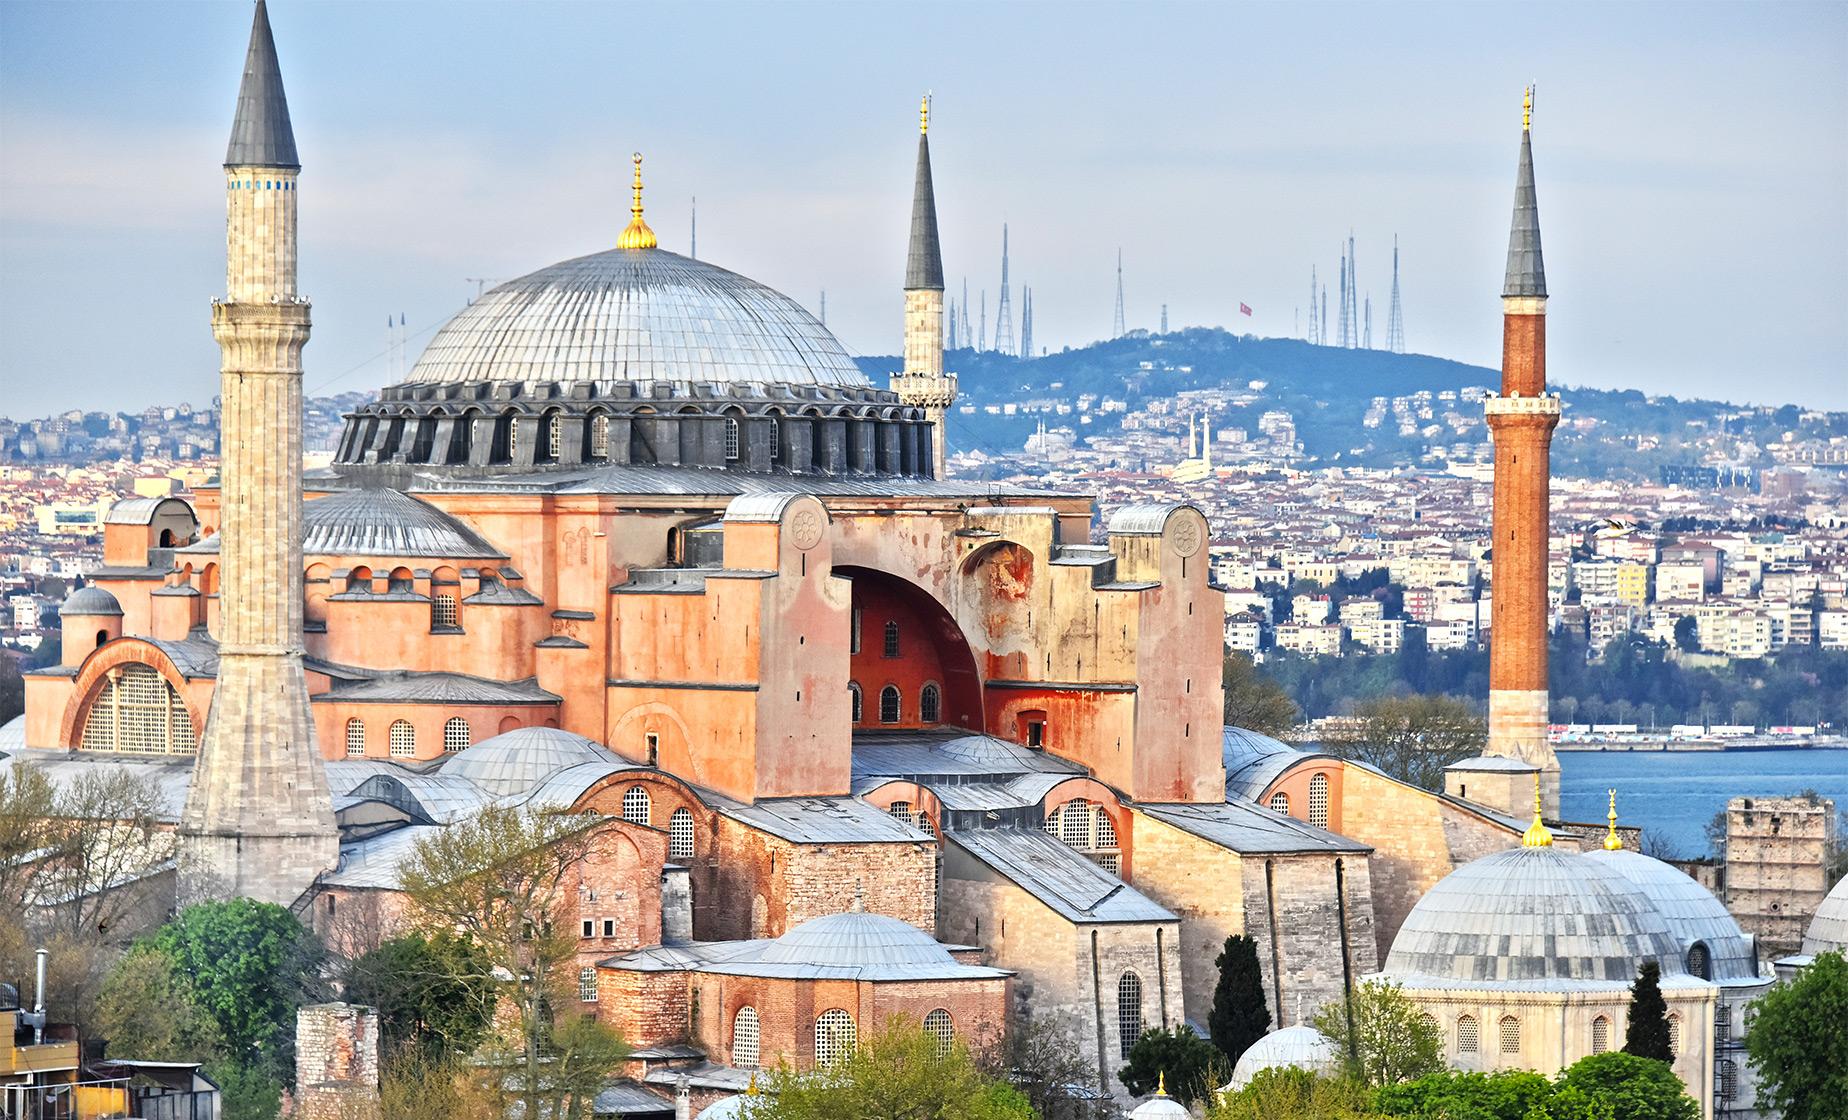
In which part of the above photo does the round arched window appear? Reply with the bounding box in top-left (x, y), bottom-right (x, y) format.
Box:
top-left (622, 785), bottom-right (651, 826)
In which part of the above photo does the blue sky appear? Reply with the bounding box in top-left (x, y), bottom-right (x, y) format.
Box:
top-left (2, 0), bottom-right (1844, 415)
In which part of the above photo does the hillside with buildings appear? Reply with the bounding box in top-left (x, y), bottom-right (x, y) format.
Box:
top-left (857, 329), bottom-right (1848, 485)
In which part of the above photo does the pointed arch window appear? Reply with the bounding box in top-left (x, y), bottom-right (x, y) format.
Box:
top-left (1667, 1013), bottom-right (1680, 1057)
top-left (1457, 1015), bottom-right (1478, 1053)
top-left (920, 683), bottom-right (941, 724)
top-left (1116, 972), bottom-right (1143, 1058)
top-left (732, 1007), bottom-right (761, 1069)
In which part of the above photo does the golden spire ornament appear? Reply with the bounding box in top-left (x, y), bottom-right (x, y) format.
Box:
top-left (1155, 1071), bottom-right (1169, 1097)
top-left (1605, 789), bottom-right (1624, 851)
top-left (617, 151), bottom-right (658, 250)
top-left (920, 93), bottom-right (930, 135)
top-left (1523, 85), bottom-right (1534, 132)
top-left (1521, 772), bottom-right (1553, 848)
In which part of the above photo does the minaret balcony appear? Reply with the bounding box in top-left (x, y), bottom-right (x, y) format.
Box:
top-left (1483, 393), bottom-right (1561, 418)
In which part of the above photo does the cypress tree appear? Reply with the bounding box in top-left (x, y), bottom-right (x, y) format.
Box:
top-left (1208, 934), bottom-right (1271, 1064)
top-left (1623, 960), bottom-right (1674, 1062)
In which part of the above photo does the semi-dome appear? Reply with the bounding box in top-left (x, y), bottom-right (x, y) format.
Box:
top-left (61, 586), bottom-right (124, 617)
top-left (1384, 845), bottom-right (1683, 984)
top-left (407, 248), bottom-right (868, 391)
top-left (1803, 875), bottom-right (1848, 956)
top-left (1225, 1025), bottom-right (1341, 1090)
top-left (758, 911), bottom-right (955, 968)
top-left (180, 488), bottom-right (506, 560)
top-left (438, 727), bottom-right (621, 797)
top-left (1586, 848), bottom-right (1760, 980)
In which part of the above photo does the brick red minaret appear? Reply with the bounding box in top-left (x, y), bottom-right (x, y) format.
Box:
top-left (1484, 89), bottom-right (1562, 815)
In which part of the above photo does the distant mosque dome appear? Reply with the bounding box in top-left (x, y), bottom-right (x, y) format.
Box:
top-left (1225, 1025), bottom-right (1342, 1090)
top-left (759, 911), bottom-right (955, 969)
top-left (438, 727), bottom-right (621, 798)
top-left (1384, 845), bottom-right (1684, 983)
top-left (1803, 875), bottom-right (1848, 956)
top-left (60, 586), bottom-right (124, 617)
top-left (406, 247), bottom-right (870, 392)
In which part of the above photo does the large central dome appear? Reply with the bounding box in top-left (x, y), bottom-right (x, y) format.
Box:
top-left (406, 248), bottom-right (869, 390)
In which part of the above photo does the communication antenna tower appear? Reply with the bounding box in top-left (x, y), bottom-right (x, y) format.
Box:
top-left (1308, 266), bottom-right (1318, 344)
top-left (1387, 236), bottom-right (1406, 354)
top-left (1161, 304), bottom-right (1169, 334)
top-left (1020, 286), bottom-right (1034, 359)
top-left (1112, 248), bottom-right (1126, 337)
top-left (1345, 231), bottom-right (1359, 348)
top-left (994, 225), bottom-right (1016, 355)
top-left (1337, 253), bottom-right (1349, 350)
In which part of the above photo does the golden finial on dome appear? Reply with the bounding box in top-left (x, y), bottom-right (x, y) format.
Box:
top-left (1523, 85), bottom-right (1533, 132)
top-left (746, 1072), bottom-right (759, 1095)
top-left (1521, 772), bottom-right (1553, 848)
top-left (921, 93), bottom-right (930, 135)
top-left (1156, 1071), bottom-right (1168, 1097)
top-left (617, 151), bottom-right (658, 250)
top-left (1605, 789), bottom-right (1624, 850)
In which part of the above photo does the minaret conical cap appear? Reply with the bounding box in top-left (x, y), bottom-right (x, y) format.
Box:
top-left (1502, 87), bottom-right (1546, 298)
top-left (225, 0), bottom-right (299, 169)
top-left (906, 96), bottom-right (945, 291)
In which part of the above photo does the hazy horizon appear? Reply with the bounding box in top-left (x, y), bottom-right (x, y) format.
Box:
top-left (2, 0), bottom-right (1844, 417)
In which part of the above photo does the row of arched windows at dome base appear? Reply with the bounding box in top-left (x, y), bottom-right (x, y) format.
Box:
top-left (1435, 1009), bottom-right (1688, 1061)
top-left (848, 682), bottom-right (941, 725)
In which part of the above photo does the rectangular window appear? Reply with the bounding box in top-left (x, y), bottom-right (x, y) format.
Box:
top-left (603, 919), bottom-right (615, 938)
top-left (578, 967), bottom-right (599, 1002)
top-left (432, 593), bottom-right (458, 630)
top-left (581, 919), bottom-right (594, 938)
top-left (646, 732), bottom-right (659, 766)
top-left (1027, 721), bottom-right (1045, 748)
top-left (850, 609), bottom-right (861, 655)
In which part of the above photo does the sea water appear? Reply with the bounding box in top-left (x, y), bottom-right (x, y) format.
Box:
top-left (1558, 748), bottom-right (1848, 857)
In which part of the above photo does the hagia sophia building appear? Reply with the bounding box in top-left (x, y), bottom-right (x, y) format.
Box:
top-left (0, 4), bottom-right (1819, 1117)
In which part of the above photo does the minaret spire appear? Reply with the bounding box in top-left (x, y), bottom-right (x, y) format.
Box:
top-left (224, 0), bottom-right (298, 169)
top-left (891, 95), bottom-right (956, 478)
top-left (1504, 86), bottom-right (1547, 299)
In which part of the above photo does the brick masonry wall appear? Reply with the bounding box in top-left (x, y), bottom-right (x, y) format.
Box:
top-left (1726, 796), bottom-right (1834, 957)
top-left (709, 814), bottom-right (936, 940)
top-left (294, 1002), bottom-right (380, 1120)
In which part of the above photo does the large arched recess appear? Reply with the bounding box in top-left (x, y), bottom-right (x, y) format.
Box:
top-left (836, 565), bottom-right (984, 733)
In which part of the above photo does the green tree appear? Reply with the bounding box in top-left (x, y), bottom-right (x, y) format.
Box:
top-left (1311, 979), bottom-right (1443, 1088)
top-left (149, 899), bottom-right (325, 1075)
top-left (95, 946), bottom-right (225, 1062)
top-left (1224, 652), bottom-right (1299, 738)
top-left (1321, 695), bottom-right (1486, 791)
top-left (1118, 1024), bottom-right (1222, 1105)
top-left (1746, 950), bottom-right (1848, 1120)
top-left (342, 932), bottom-right (497, 1057)
top-left (757, 1018), bottom-right (1035, 1120)
top-left (1672, 616), bottom-right (1700, 653)
top-left (1622, 962), bottom-right (1672, 1062)
top-left (204, 1059), bottom-right (284, 1120)
top-left (541, 1014), bottom-right (633, 1120)
top-left (1372, 1069), bottom-right (1551, 1120)
top-left (1209, 1067), bottom-right (1380, 1120)
top-left (1551, 1052), bottom-right (1698, 1120)
top-left (973, 1013), bottom-right (1110, 1120)
top-left (1208, 934), bottom-right (1270, 1066)
top-left (397, 804), bottom-right (613, 1120)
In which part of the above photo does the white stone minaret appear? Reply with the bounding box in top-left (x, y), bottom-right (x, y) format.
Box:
top-left (179, 0), bottom-right (336, 904)
top-left (889, 96), bottom-right (957, 478)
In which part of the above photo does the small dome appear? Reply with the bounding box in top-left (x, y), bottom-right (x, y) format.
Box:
top-left (1384, 845), bottom-right (1682, 983)
top-left (1803, 875), bottom-right (1848, 956)
top-left (439, 727), bottom-right (622, 798)
top-left (405, 248), bottom-right (869, 391)
top-left (61, 586), bottom-right (123, 617)
top-left (1226, 1026), bottom-right (1342, 1090)
top-left (759, 912), bottom-right (954, 968)
top-left (696, 1097), bottom-right (755, 1120)
top-left (1585, 849), bottom-right (1759, 980)
top-left (1129, 1092), bottom-right (1190, 1119)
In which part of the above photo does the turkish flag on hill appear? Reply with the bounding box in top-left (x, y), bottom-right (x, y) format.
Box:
top-left (1239, 303), bottom-right (1252, 316)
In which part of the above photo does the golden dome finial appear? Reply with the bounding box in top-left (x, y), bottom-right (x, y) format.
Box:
top-left (920, 93), bottom-right (930, 135)
top-left (1523, 85), bottom-right (1533, 132)
top-left (617, 151), bottom-right (658, 250)
top-left (1156, 1071), bottom-right (1168, 1097)
top-left (746, 1072), bottom-right (759, 1096)
top-left (1605, 789), bottom-right (1624, 850)
top-left (1521, 772), bottom-right (1553, 848)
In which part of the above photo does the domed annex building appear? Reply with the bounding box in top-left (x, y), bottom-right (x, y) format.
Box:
top-left (4, 3), bottom-right (1389, 1111)
top-left (1376, 802), bottom-right (1773, 1120)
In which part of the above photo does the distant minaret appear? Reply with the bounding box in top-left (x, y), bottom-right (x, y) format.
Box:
top-left (1387, 236), bottom-right (1405, 353)
top-left (1308, 266), bottom-right (1319, 343)
top-left (890, 95), bottom-right (956, 478)
top-left (1363, 295), bottom-right (1372, 349)
top-left (181, 0), bottom-right (336, 904)
top-left (1112, 249), bottom-right (1126, 337)
top-left (994, 225), bottom-right (1015, 355)
top-left (1160, 304), bottom-right (1168, 334)
top-left (690, 196), bottom-right (697, 259)
top-left (1337, 253), bottom-right (1349, 348)
top-left (1484, 87), bottom-right (1562, 816)
top-left (961, 278), bottom-right (971, 350)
